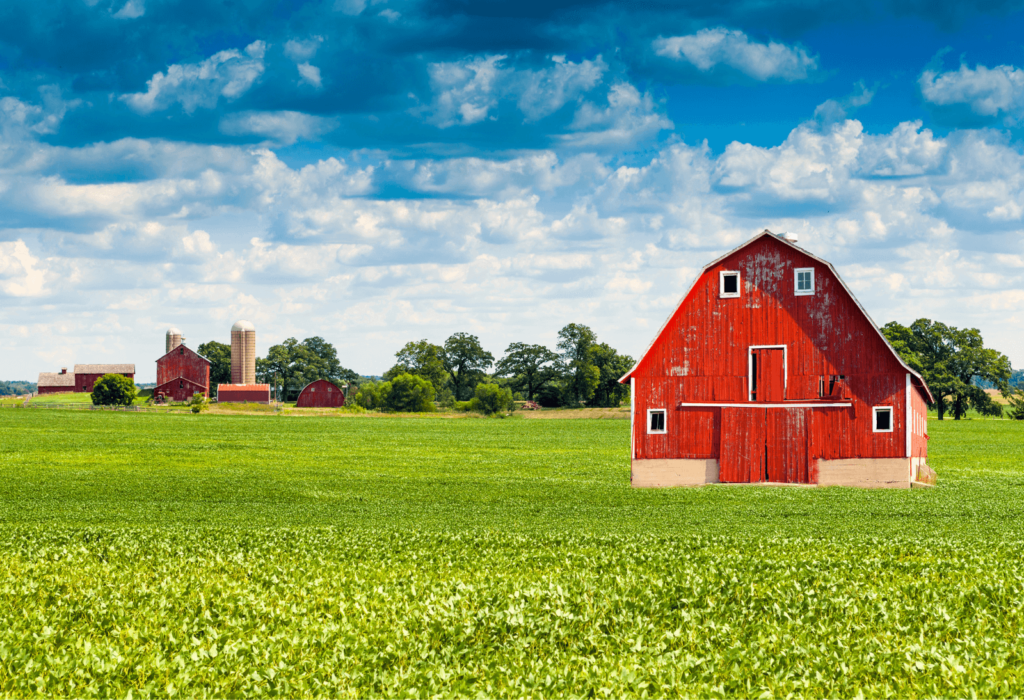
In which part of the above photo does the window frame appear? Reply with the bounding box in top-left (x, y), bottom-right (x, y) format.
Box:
top-left (719, 270), bottom-right (741, 298)
top-left (873, 406), bottom-right (894, 433)
top-left (795, 267), bottom-right (815, 296)
top-left (647, 408), bottom-right (667, 435)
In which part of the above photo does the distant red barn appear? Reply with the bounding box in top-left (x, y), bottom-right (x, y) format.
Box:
top-left (217, 384), bottom-right (271, 403)
top-left (74, 364), bottom-right (136, 393)
top-left (154, 345), bottom-right (211, 402)
top-left (296, 379), bottom-right (345, 408)
top-left (621, 230), bottom-right (933, 489)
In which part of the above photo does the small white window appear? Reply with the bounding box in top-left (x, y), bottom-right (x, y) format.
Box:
top-left (795, 268), bottom-right (814, 296)
top-left (647, 409), bottom-right (667, 434)
top-left (720, 271), bottom-right (740, 298)
top-left (873, 406), bottom-right (893, 433)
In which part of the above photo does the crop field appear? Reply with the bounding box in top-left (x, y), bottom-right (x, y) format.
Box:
top-left (1, 411), bottom-right (1023, 697)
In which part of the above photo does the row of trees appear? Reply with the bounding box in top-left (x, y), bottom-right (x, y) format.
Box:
top-left (0, 380), bottom-right (35, 396)
top-left (358, 324), bottom-right (634, 411)
top-left (881, 319), bottom-right (1015, 420)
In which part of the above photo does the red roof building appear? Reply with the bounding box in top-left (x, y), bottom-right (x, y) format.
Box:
top-left (37, 365), bottom-right (135, 394)
top-left (295, 379), bottom-right (346, 408)
top-left (154, 345), bottom-right (210, 402)
top-left (217, 384), bottom-right (271, 403)
top-left (620, 230), bottom-right (932, 489)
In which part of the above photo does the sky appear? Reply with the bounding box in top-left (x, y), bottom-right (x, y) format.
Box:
top-left (1, 0), bottom-right (1024, 382)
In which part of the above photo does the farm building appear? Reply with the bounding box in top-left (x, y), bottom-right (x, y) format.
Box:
top-left (38, 364), bottom-right (135, 394)
top-left (296, 379), bottom-right (346, 408)
top-left (620, 230), bottom-right (932, 489)
top-left (36, 368), bottom-right (75, 394)
top-left (154, 343), bottom-right (210, 402)
top-left (217, 384), bottom-right (271, 403)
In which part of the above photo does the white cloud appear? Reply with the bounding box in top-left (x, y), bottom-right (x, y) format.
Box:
top-left (120, 41), bottom-right (267, 114)
top-left (284, 36), bottom-right (323, 62)
top-left (221, 110), bottom-right (336, 144)
top-left (297, 63), bottom-right (323, 88)
top-left (0, 240), bottom-right (48, 297)
top-left (424, 55), bottom-right (508, 127)
top-left (562, 83), bottom-right (673, 147)
top-left (514, 55), bottom-right (606, 121)
top-left (654, 28), bottom-right (816, 81)
top-left (112, 0), bottom-right (144, 19)
top-left (919, 63), bottom-right (1024, 122)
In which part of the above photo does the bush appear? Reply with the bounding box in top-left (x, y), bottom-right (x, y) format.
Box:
top-left (386, 373), bottom-right (436, 412)
top-left (474, 382), bottom-right (513, 415)
top-left (188, 393), bottom-right (209, 414)
top-left (90, 374), bottom-right (137, 407)
top-left (354, 381), bottom-right (388, 410)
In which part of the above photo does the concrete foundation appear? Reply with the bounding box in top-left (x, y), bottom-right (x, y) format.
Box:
top-left (631, 459), bottom-right (720, 488)
top-left (816, 457), bottom-right (911, 489)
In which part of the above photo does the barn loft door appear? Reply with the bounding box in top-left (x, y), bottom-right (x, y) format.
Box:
top-left (720, 407), bottom-right (810, 483)
top-left (751, 348), bottom-right (785, 402)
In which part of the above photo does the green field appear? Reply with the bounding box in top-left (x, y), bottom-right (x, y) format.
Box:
top-left (1, 411), bottom-right (1023, 697)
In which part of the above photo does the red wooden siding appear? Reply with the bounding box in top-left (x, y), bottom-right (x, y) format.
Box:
top-left (910, 378), bottom-right (929, 461)
top-left (154, 376), bottom-right (208, 402)
top-left (76, 373), bottom-right (135, 393)
top-left (295, 379), bottom-right (346, 408)
top-left (217, 384), bottom-right (271, 403)
top-left (627, 232), bottom-right (930, 483)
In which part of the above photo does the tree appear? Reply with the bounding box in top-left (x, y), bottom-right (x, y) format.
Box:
top-left (882, 319), bottom-right (1011, 420)
top-left (256, 337), bottom-right (358, 401)
top-left (494, 342), bottom-right (559, 401)
top-left (556, 323), bottom-right (599, 406)
top-left (91, 374), bottom-right (137, 407)
top-left (473, 382), bottom-right (513, 414)
top-left (384, 340), bottom-right (448, 392)
top-left (1005, 387), bottom-right (1024, 420)
top-left (198, 341), bottom-right (231, 393)
top-left (386, 373), bottom-right (436, 412)
top-left (441, 333), bottom-right (494, 401)
top-left (591, 343), bottom-right (635, 407)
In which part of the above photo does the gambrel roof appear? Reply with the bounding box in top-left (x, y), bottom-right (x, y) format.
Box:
top-left (619, 229), bottom-right (934, 403)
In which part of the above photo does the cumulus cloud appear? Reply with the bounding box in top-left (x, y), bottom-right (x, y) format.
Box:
top-left (120, 41), bottom-right (267, 114)
top-left (653, 28), bottom-right (817, 81)
top-left (424, 55), bottom-right (507, 127)
top-left (562, 83), bottom-right (673, 147)
top-left (220, 110), bottom-right (337, 144)
top-left (297, 63), bottom-right (323, 88)
top-left (112, 0), bottom-right (144, 19)
top-left (284, 36), bottom-right (323, 62)
top-left (514, 56), bottom-right (606, 121)
top-left (0, 240), bottom-right (48, 297)
top-left (919, 63), bottom-right (1024, 122)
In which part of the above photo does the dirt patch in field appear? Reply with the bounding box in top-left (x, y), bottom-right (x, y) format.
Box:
top-left (985, 389), bottom-right (1010, 405)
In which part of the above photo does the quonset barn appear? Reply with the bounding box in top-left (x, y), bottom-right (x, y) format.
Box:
top-left (295, 379), bottom-right (346, 408)
top-left (620, 230), bottom-right (933, 489)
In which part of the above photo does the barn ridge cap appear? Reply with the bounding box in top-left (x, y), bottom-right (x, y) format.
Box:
top-left (617, 229), bottom-right (933, 403)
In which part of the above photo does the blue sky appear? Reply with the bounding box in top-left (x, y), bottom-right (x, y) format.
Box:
top-left (2, 0), bottom-right (1023, 381)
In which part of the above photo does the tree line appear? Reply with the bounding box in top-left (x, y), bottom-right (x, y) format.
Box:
top-left (882, 318), bottom-right (1022, 420)
top-left (0, 380), bottom-right (35, 396)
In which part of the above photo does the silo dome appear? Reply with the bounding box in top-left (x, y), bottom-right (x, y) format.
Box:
top-left (165, 327), bottom-right (184, 354)
top-left (231, 319), bottom-right (255, 332)
top-left (166, 327), bottom-right (182, 336)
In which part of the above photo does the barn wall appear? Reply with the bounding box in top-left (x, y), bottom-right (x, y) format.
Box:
top-left (217, 385), bottom-right (270, 403)
top-left (155, 377), bottom-right (208, 402)
top-left (910, 383), bottom-right (929, 476)
top-left (631, 235), bottom-right (910, 473)
top-left (37, 386), bottom-right (72, 395)
top-left (77, 373), bottom-right (134, 393)
top-left (157, 347), bottom-right (210, 389)
top-left (296, 380), bottom-right (345, 408)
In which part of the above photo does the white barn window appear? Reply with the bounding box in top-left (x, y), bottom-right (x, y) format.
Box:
top-left (873, 406), bottom-right (893, 433)
top-left (647, 409), bottom-right (667, 434)
top-left (720, 271), bottom-right (740, 298)
top-left (795, 268), bottom-right (814, 296)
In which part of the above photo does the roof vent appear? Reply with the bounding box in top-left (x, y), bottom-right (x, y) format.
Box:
top-left (777, 232), bottom-right (799, 243)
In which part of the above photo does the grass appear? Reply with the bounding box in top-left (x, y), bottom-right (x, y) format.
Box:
top-left (0, 411), bottom-right (1023, 696)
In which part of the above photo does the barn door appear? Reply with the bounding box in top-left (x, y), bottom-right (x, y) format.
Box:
top-left (765, 408), bottom-right (809, 483)
top-left (720, 408), bottom-right (767, 483)
top-left (751, 348), bottom-right (785, 402)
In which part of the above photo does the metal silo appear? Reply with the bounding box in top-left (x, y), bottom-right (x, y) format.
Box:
top-left (166, 327), bottom-right (183, 354)
top-left (230, 320), bottom-right (256, 384)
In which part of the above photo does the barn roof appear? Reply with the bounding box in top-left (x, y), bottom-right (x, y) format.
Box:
top-left (74, 364), bottom-right (136, 374)
top-left (618, 229), bottom-right (934, 403)
top-left (154, 344), bottom-right (210, 365)
top-left (37, 372), bottom-right (75, 387)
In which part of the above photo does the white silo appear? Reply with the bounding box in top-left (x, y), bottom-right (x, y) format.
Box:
top-left (166, 327), bottom-right (183, 354)
top-left (230, 320), bottom-right (256, 384)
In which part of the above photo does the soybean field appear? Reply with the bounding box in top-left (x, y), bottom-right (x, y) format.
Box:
top-left (1, 410), bottom-right (1023, 697)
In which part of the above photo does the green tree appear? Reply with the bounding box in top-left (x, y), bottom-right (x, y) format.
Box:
top-left (591, 343), bottom-right (635, 407)
top-left (557, 323), bottom-right (599, 406)
top-left (473, 382), bottom-right (513, 414)
top-left (494, 342), bottom-right (558, 401)
top-left (354, 381), bottom-right (389, 410)
top-left (384, 340), bottom-right (448, 392)
top-left (441, 333), bottom-right (494, 400)
top-left (256, 337), bottom-right (358, 401)
top-left (198, 341), bottom-right (231, 393)
top-left (90, 374), bottom-right (137, 407)
top-left (1005, 387), bottom-right (1024, 420)
top-left (882, 319), bottom-right (1011, 420)
top-left (385, 373), bottom-right (436, 412)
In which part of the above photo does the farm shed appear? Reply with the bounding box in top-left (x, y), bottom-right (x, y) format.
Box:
top-left (620, 230), bottom-right (933, 489)
top-left (217, 384), bottom-right (271, 403)
top-left (74, 364), bottom-right (136, 393)
top-left (295, 379), bottom-right (346, 408)
top-left (155, 344), bottom-right (210, 402)
top-left (36, 368), bottom-right (75, 394)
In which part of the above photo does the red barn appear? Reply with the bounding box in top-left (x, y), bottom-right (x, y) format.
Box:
top-left (217, 384), bottom-right (271, 403)
top-left (296, 379), bottom-right (346, 408)
top-left (36, 368), bottom-right (75, 394)
top-left (154, 345), bottom-right (211, 402)
top-left (69, 364), bottom-right (135, 393)
top-left (621, 230), bottom-right (933, 489)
